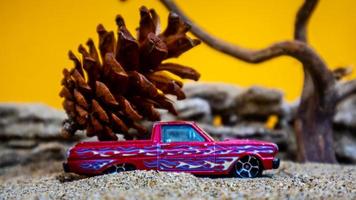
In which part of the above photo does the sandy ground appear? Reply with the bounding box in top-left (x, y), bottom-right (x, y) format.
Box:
top-left (0, 161), bottom-right (355, 200)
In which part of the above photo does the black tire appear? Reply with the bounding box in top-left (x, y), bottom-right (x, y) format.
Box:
top-left (103, 163), bottom-right (136, 174)
top-left (233, 155), bottom-right (262, 178)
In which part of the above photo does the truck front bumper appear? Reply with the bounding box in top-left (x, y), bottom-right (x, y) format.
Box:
top-left (272, 158), bottom-right (280, 169)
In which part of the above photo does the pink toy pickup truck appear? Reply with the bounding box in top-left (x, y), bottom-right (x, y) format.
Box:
top-left (63, 121), bottom-right (279, 178)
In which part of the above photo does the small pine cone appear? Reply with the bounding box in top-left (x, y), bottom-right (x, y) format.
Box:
top-left (60, 6), bottom-right (201, 141)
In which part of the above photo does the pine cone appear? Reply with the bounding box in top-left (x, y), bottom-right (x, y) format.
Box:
top-left (60, 6), bottom-right (201, 141)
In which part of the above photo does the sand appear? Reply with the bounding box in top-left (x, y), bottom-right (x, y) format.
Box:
top-left (0, 161), bottom-right (355, 200)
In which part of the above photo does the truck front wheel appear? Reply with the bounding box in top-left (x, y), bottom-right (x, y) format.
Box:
top-left (103, 163), bottom-right (136, 174)
top-left (233, 155), bottom-right (262, 178)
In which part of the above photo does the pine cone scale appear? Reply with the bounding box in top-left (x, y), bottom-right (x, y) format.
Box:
top-left (157, 63), bottom-right (201, 81)
top-left (138, 6), bottom-right (157, 43)
top-left (111, 113), bottom-right (129, 132)
top-left (117, 95), bottom-right (142, 121)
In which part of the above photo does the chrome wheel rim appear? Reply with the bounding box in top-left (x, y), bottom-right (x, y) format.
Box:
top-left (235, 156), bottom-right (261, 178)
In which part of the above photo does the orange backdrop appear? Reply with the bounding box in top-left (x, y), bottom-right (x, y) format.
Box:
top-left (0, 0), bottom-right (355, 108)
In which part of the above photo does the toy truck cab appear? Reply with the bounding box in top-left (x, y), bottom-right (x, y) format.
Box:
top-left (64, 121), bottom-right (279, 178)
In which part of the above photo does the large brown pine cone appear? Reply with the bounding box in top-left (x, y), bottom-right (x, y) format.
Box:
top-left (60, 6), bottom-right (201, 141)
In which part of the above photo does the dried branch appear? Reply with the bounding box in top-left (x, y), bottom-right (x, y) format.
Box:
top-left (159, 0), bottom-right (333, 88)
top-left (158, 0), bottom-right (341, 162)
top-left (294, 0), bottom-right (319, 42)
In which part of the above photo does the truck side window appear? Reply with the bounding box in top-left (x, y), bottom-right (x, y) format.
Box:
top-left (162, 125), bottom-right (205, 143)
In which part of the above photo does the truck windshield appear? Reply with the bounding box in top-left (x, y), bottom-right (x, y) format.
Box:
top-left (162, 125), bottom-right (206, 143)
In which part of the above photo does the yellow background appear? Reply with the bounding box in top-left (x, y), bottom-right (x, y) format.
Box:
top-left (0, 0), bottom-right (355, 108)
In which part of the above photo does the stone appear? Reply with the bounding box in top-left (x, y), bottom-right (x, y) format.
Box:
top-left (28, 142), bottom-right (67, 162)
top-left (6, 140), bottom-right (38, 149)
top-left (0, 142), bottom-right (68, 167)
top-left (0, 150), bottom-right (25, 167)
top-left (333, 94), bottom-right (356, 164)
top-left (56, 173), bottom-right (87, 183)
top-left (183, 82), bottom-right (242, 114)
top-left (281, 100), bottom-right (299, 123)
top-left (234, 86), bottom-right (284, 119)
top-left (334, 94), bottom-right (356, 130)
top-left (0, 103), bottom-right (66, 124)
top-left (0, 103), bottom-right (83, 141)
top-left (334, 131), bottom-right (356, 163)
top-left (198, 123), bottom-right (286, 143)
top-left (0, 103), bottom-right (77, 167)
top-left (173, 98), bottom-right (212, 123)
top-left (0, 103), bottom-right (66, 139)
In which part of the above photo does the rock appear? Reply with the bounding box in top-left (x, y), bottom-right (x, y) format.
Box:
top-left (0, 103), bottom-right (67, 139)
top-left (0, 103), bottom-right (79, 168)
top-left (28, 142), bottom-right (67, 162)
top-left (0, 103), bottom-right (66, 124)
top-left (183, 82), bottom-right (242, 114)
top-left (6, 140), bottom-right (38, 149)
top-left (1, 122), bottom-right (66, 140)
top-left (56, 173), bottom-right (87, 183)
top-left (334, 130), bottom-right (356, 163)
top-left (198, 122), bottom-right (286, 143)
top-left (234, 86), bottom-right (284, 119)
top-left (281, 100), bottom-right (299, 123)
top-left (0, 142), bottom-right (68, 167)
top-left (333, 94), bottom-right (356, 164)
top-left (173, 98), bottom-right (212, 123)
top-left (199, 122), bottom-right (271, 138)
top-left (334, 94), bottom-right (356, 130)
top-left (175, 98), bottom-right (211, 119)
top-left (0, 150), bottom-right (24, 167)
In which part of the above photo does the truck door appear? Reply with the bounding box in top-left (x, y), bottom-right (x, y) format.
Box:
top-left (158, 124), bottom-right (215, 172)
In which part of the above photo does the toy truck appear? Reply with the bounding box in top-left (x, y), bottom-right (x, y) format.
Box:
top-left (63, 121), bottom-right (280, 178)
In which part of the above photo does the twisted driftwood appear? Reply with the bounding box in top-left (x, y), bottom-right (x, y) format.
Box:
top-left (159, 0), bottom-right (356, 163)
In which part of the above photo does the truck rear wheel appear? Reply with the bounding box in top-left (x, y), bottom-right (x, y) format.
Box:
top-left (233, 155), bottom-right (262, 178)
top-left (103, 163), bottom-right (136, 174)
